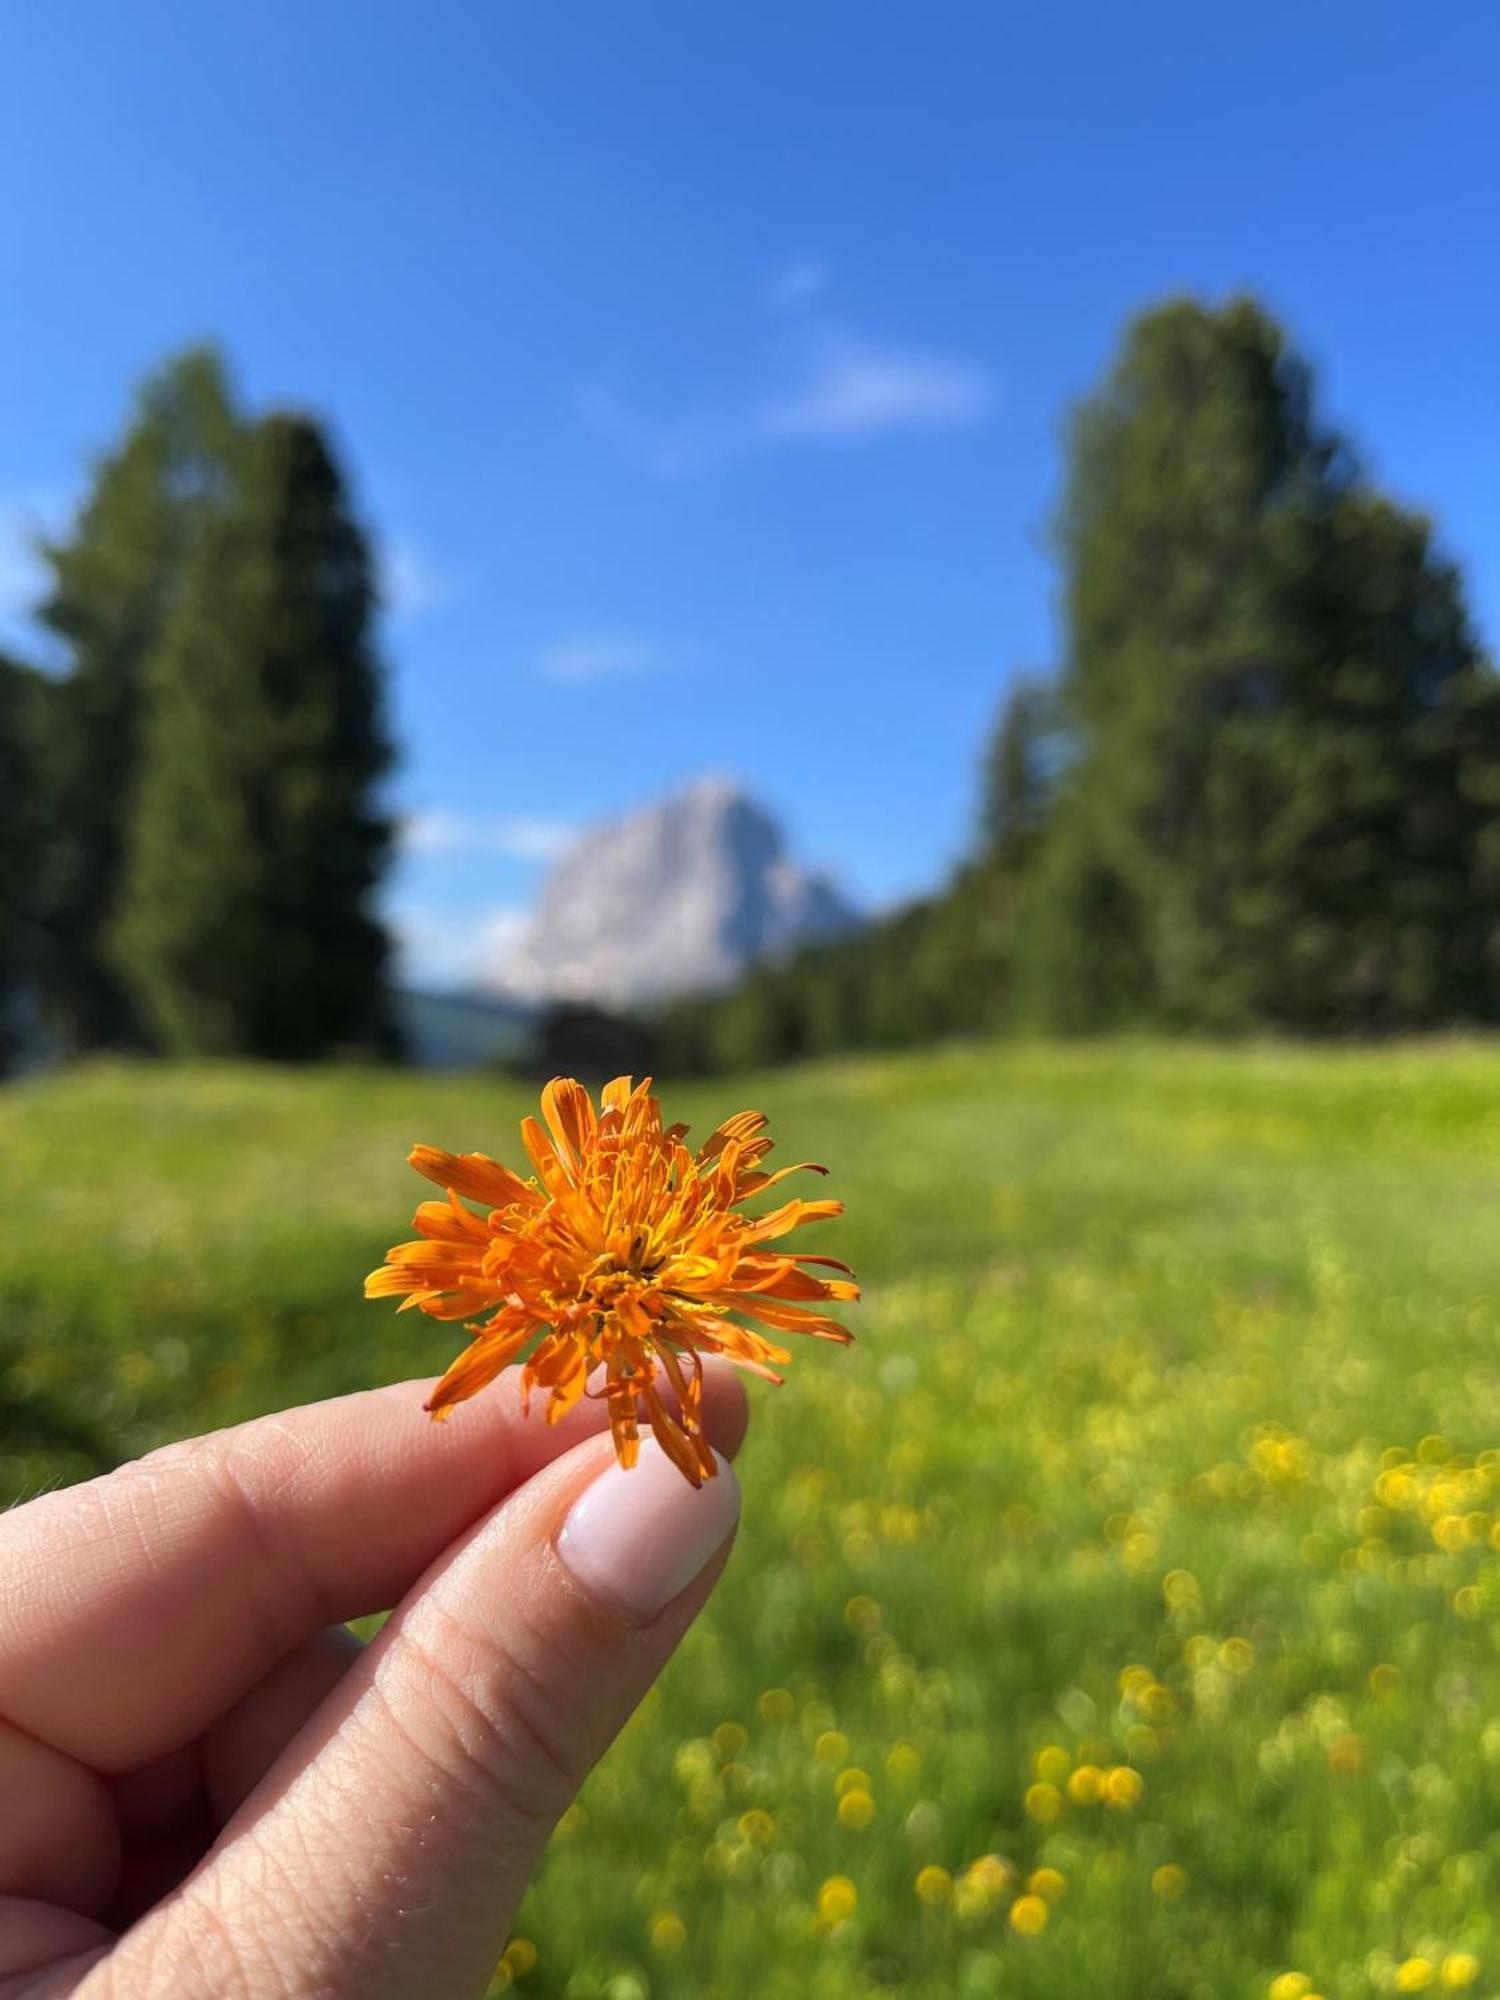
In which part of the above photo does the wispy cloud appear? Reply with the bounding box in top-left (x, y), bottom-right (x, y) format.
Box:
top-left (574, 387), bottom-right (716, 483)
top-left (390, 903), bottom-right (529, 990)
top-left (757, 340), bottom-right (994, 440)
top-left (399, 810), bottom-right (577, 862)
top-left (381, 535), bottom-right (457, 621)
top-left (535, 633), bottom-right (665, 685)
top-left (762, 254), bottom-right (832, 310)
top-left (581, 260), bottom-right (994, 477)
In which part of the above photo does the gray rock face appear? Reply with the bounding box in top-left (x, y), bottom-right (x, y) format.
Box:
top-left (495, 775), bottom-right (858, 1008)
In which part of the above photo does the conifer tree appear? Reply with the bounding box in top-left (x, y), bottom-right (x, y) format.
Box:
top-left (0, 656), bottom-right (49, 1068)
top-left (981, 677), bottom-right (1061, 875)
top-left (112, 413), bottom-right (394, 1057)
top-left (38, 350), bottom-right (243, 1047)
top-left (1022, 294), bottom-right (1498, 1032)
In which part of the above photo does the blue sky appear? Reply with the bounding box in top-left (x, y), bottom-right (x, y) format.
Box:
top-left (3, 1), bottom-right (1498, 986)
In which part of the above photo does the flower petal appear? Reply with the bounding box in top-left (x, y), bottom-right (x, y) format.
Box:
top-left (424, 1321), bottom-right (536, 1413)
top-left (408, 1145), bottom-right (538, 1211)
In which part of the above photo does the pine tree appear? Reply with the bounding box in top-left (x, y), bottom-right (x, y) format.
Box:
top-left (981, 676), bottom-right (1062, 874)
top-left (1022, 294), bottom-right (1499, 1032)
top-left (1243, 490), bottom-right (1496, 1029)
top-left (0, 656), bottom-right (51, 1068)
top-left (38, 350), bottom-right (243, 1047)
top-left (112, 413), bottom-right (394, 1058)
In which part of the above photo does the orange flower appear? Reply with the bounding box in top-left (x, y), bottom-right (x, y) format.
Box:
top-left (365, 1075), bottom-right (857, 1484)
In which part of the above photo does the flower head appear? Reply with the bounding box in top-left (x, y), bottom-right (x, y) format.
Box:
top-left (366, 1075), bottom-right (856, 1484)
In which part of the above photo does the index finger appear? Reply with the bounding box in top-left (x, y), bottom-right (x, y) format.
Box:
top-left (0, 1363), bottom-right (748, 1771)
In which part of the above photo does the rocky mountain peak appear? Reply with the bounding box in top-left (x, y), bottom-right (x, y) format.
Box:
top-left (494, 776), bottom-right (858, 1008)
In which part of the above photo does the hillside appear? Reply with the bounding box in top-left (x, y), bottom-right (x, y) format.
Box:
top-left (4, 1041), bottom-right (1500, 1994)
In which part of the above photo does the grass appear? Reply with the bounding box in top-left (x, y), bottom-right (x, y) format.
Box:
top-left (5, 1040), bottom-right (1500, 1998)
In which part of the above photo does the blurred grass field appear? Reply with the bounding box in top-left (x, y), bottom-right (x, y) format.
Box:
top-left (6, 1041), bottom-right (1500, 1999)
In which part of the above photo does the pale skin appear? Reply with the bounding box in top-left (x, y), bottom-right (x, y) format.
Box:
top-left (0, 1363), bottom-right (749, 1999)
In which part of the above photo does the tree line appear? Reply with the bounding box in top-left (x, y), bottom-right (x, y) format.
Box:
top-left (5, 297), bottom-right (1495, 1081)
top-left (659, 295), bottom-right (1500, 1070)
top-left (0, 351), bottom-right (393, 1071)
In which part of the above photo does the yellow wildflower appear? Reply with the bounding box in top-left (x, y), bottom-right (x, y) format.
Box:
top-left (648, 1914), bottom-right (686, 1955)
top-left (1009, 1894), bottom-right (1049, 1936)
top-left (1066, 1763), bottom-right (1104, 1805)
top-left (1103, 1765), bottom-right (1144, 1809)
top-left (914, 1865), bottom-right (952, 1906)
top-left (1033, 1743), bottom-right (1071, 1784)
top-left (1395, 1962), bottom-right (1436, 1994)
top-left (817, 1876), bottom-right (858, 1925)
top-left (1024, 1781), bottom-right (1063, 1823)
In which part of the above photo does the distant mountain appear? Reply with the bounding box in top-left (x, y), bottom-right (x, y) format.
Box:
top-left (494, 775), bottom-right (860, 1010)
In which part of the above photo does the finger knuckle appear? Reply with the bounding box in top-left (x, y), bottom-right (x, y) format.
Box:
top-left (385, 1606), bottom-right (588, 1842)
top-left (73, 1896), bottom-right (262, 2000)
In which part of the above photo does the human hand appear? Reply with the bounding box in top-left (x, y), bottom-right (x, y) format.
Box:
top-left (0, 1366), bottom-right (747, 1998)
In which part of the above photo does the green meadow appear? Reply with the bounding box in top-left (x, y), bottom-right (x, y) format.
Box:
top-left (5, 1043), bottom-right (1500, 1999)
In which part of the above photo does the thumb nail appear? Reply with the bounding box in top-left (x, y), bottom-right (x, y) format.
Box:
top-left (557, 1441), bottom-right (741, 1626)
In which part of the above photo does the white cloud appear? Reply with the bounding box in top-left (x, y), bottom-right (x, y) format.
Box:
top-left (535, 634), bottom-right (663, 685)
top-left (399, 810), bottom-right (578, 862)
top-left (381, 536), bottom-right (456, 621)
top-left (763, 254), bottom-right (832, 310)
top-left (574, 387), bottom-right (715, 482)
top-left (391, 903), bottom-right (529, 991)
top-left (758, 341), bottom-right (994, 441)
top-left (581, 263), bottom-right (994, 477)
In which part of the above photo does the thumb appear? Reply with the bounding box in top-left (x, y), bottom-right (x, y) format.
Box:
top-left (111, 1433), bottom-right (741, 2000)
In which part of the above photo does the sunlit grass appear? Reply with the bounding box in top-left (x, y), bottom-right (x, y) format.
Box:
top-left (5, 1040), bottom-right (1500, 1997)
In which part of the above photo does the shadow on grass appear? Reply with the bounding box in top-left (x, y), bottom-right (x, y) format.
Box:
top-left (0, 1338), bottom-right (119, 1473)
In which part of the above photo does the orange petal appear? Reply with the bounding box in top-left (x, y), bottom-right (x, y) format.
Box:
top-left (540, 1077), bottom-right (598, 1166)
top-left (408, 1145), bottom-right (537, 1210)
top-left (412, 1196), bottom-right (490, 1243)
top-left (424, 1322), bottom-right (536, 1413)
top-left (737, 1161), bottom-right (828, 1196)
top-left (743, 1196), bottom-right (844, 1244)
top-left (604, 1379), bottom-right (640, 1469)
top-left (543, 1353), bottom-right (590, 1424)
top-left (642, 1379), bottom-right (714, 1486)
top-left (521, 1116), bottom-right (577, 1195)
top-left (600, 1075), bottom-right (635, 1114)
top-left (725, 1298), bottom-right (854, 1341)
top-left (365, 1263), bottom-right (425, 1298)
top-left (697, 1108), bottom-right (768, 1162)
top-left (417, 1288), bottom-right (507, 1322)
top-left (384, 1239), bottom-right (486, 1274)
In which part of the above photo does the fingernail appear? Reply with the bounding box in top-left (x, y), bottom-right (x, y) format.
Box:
top-left (557, 1441), bottom-right (741, 1626)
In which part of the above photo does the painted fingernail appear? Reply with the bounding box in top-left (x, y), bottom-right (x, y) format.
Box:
top-left (557, 1440), bottom-right (741, 1626)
